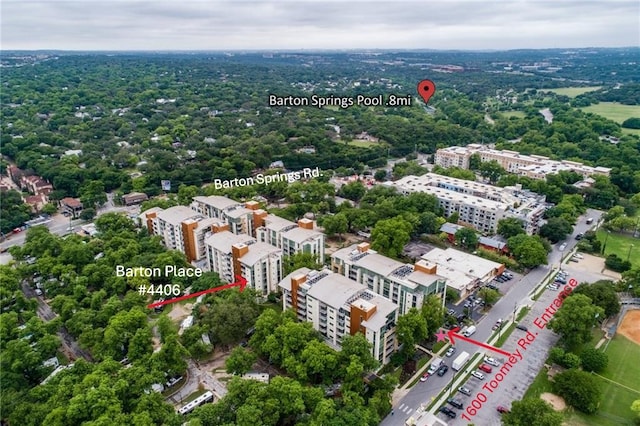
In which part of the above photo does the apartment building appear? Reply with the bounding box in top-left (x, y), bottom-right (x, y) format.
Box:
top-left (420, 247), bottom-right (504, 298)
top-left (435, 144), bottom-right (611, 178)
top-left (140, 206), bottom-right (219, 263)
top-left (279, 267), bottom-right (398, 364)
top-left (204, 230), bottom-right (283, 296)
top-left (192, 196), bottom-right (266, 237)
top-left (387, 173), bottom-right (546, 234)
top-left (331, 243), bottom-right (447, 315)
top-left (257, 214), bottom-right (325, 263)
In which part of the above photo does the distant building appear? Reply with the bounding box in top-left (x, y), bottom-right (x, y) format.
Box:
top-left (387, 173), bottom-right (547, 234)
top-left (331, 243), bottom-right (447, 315)
top-left (435, 144), bottom-right (611, 179)
top-left (60, 197), bottom-right (83, 218)
top-left (478, 236), bottom-right (509, 254)
top-left (122, 192), bottom-right (149, 206)
top-left (279, 268), bottom-right (398, 364)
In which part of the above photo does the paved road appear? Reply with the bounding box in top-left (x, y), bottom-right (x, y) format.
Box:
top-left (167, 359), bottom-right (228, 406)
top-left (381, 209), bottom-right (602, 426)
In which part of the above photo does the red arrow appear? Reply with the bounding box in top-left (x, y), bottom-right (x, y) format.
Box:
top-left (147, 275), bottom-right (247, 309)
top-left (447, 327), bottom-right (512, 357)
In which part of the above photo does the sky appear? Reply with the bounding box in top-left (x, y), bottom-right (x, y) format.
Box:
top-left (2, 0), bottom-right (639, 51)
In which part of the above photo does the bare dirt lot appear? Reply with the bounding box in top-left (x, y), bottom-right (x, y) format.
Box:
top-left (568, 253), bottom-right (621, 280)
top-left (618, 310), bottom-right (640, 345)
top-left (540, 392), bottom-right (567, 411)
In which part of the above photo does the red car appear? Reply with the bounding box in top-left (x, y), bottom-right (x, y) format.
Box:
top-left (478, 363), bottom-right (492, 373)
top-left (497, 405), bottom-right (510, 413)
top-left (420, 373), bottom-right (429, 382)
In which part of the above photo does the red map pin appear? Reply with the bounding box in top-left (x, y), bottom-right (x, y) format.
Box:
top-left (417, 79), bottom-right (436, 104)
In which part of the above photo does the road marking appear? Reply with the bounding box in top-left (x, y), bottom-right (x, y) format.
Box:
top-left (398, 404), bottom-right (405, 411)
top-left (406, 408), bottom-right (413, 415)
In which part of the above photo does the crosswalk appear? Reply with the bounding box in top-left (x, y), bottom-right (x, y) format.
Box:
top-left (397, 404), bottom-right (413, 415)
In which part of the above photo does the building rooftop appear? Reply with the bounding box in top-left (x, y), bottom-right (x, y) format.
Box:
top-left (204, 230), bottom-right (254, 253)
top-left (282, 226), bottom-right (323, 243)
top-left (239, 242), bottom-right (281, 266)
top-left (262, 214), bottom-right (297, 232)
top-left (193, 195), bottom-right (242, 211)
top-left (156, 205), bottom-right (201, 226)
top-left (306, 271), bottom-right (366, 310)
top-left (225, 206), bottom-right (252, 219)
top-left (361, 293), bottom-right (398, 331)
top-left (421, 247), bottom-right (502, 281)
top-left (333, 246), bottom-right (406, 277)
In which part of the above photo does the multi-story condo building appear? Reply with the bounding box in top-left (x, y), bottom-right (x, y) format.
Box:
top-left (191, 196), bottom-right (266, 237)
top-left (204, 230), bottom-right (283, 296)
top-left (279, 267), bottom-right (398, 364)
top-left (140, 206), bottom-right (219, 263)
top-left (435, 144), bottom-right (611, 179)
top-left (387, 173), bottom-right (546, 234)
top-left (331, 243), bottom-right (447, 315)
top-left (257, 214), bottom-right (325, 263)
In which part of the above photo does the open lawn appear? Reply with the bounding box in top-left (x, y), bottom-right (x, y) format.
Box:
top-left (545, 87), bottom-right (602, 98)
top-left (501, 110), bottom-right (526, 119)
top-left (597, 228), bottom-right (640, 269)
top-left (336, 139), bottom-right (385, 148)
top-left (581, 102), bottom-right (640, 124)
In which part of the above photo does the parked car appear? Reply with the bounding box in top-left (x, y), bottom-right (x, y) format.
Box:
top-left (458, 386), bottom-right (472, 396)
top-left (484, 357), bottom-right (500, 367)
top-left (487, 284), bottom-right (498, 290)
top-left (420, 373), bottom-right (429, 382)
top-left (471, 371), bottom-right (485, 380)
top-left (447, 398), bottom-right (464, 409)
top-left (437, 365), bottom-right (449, 376)
top-left (515, 324), bottom-right (528, 331)
top-left (478, 364), bottom-right (492, 373)
top-left (446, 347), bottom-right (456, 357)
top-left (575, 233), bottom-right (584, 240)
top-left (447, 309), bottom-right (455, 316)
top-left (497, 405), bottom-right (510, 413)
top-left (492, 319), bottom-right (503, 330)
top-left (440, 406), bottom-right (457, 418)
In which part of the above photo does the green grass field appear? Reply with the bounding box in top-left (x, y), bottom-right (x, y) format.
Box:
top-left (336, 139), bottom-right (384, 148)
top-left (545, 87), bottom-right (602, 98)
top-left (597, 228), bottom-right (640, 269)
top-left (501, 110), bottom-right (526, 119)
top-left (581, 102), bottom-right (640, 124)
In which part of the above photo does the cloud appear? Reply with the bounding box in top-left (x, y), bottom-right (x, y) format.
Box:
top-left (1, 0), bottom-right (638, 50)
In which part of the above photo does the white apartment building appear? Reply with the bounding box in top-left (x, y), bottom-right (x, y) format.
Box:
top-left (279, 267), bottom-right (398, 364)
top-left (257, 214), bottom-right (325, 263)
top-left (331, 243), bottom-right (447, 315)
top-left (140, 206), bottom-right (219, 263)
top-left (192, 196), bottom-right (264, 237)
top-left (387, 173), bottom-right (546, 234)
top-left (204, 230), bottom-right (283, 296)
top-left (435, 144), bottom-right (611, 178)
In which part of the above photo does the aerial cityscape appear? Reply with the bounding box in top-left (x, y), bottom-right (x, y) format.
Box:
top-left (1, 1), bottom-right (639, 426)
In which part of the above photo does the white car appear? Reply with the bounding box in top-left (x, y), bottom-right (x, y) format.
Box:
top-left (484, 357), bottom-right (500, 367)
top-left (471, 371), bottom-right (485, 380)
top-left (446, 347), bottom-right (456, 357)
top-left (559, 243), bottom-right (567, 251)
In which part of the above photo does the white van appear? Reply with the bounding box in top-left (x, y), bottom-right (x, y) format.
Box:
top-left (462, 325), bottom-right (476, 337)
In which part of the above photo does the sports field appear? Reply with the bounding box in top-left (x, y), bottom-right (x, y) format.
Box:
top-left (524, 313), bottom-right (640, 426)
top-left (597, 228), bottom-right (640, 269)
top-left (545, 86), bottom-right (601, 98)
